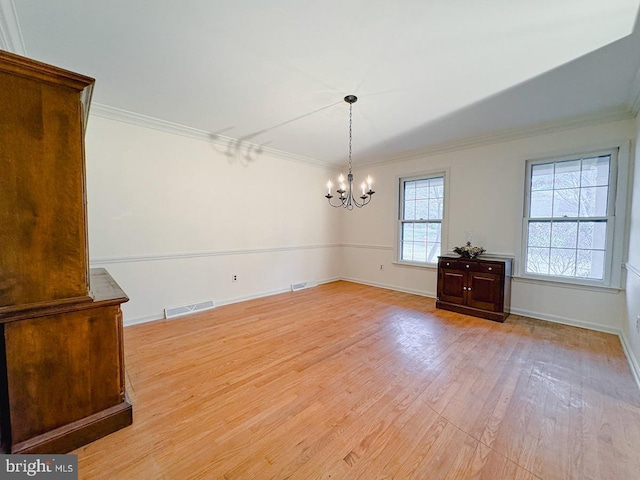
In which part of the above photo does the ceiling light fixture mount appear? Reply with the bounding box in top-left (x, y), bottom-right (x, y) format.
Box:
top-left (325, 95), bottom-right (374, 210)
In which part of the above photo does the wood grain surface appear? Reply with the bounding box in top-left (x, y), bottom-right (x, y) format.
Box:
top-left (0, 49), bottom-right (93, 311)
top-left (73, 281), bottom-right (640, 479)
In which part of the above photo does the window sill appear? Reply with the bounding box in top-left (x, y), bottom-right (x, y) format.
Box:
top-left (512, 274), bottom-right (622, 293)
top-left (392, 260), bottom-right (438, 270)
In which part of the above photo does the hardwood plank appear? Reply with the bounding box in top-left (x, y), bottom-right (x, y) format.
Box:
top-left (72, 281), bottom-right (640, 479)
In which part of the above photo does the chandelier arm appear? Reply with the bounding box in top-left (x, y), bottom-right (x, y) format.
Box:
top-left (326, 196), bottom-right (347, 208)
top-left (326, 190), bottom-right (373, 208)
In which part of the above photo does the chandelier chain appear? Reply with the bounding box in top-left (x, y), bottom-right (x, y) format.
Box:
top-left (348, 102), bottom-right (353, 174)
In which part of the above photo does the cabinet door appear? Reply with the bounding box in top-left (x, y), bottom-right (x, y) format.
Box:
top-left (439, 269), bottom-right (466, 305)
top-left (467, 272), bottom-right (502, 311)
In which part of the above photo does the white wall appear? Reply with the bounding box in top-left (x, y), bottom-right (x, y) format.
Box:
top-left (622, 115), bottom-right (640, 385)
top-left (85, 116), bottom-right (342, 324)
top-left (85, 112), bottom-right (637, 356)
top-left (342, 118), bottom-right (636, 333)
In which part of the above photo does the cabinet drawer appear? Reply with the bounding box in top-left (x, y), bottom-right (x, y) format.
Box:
top-left (439, 258), bottom-right (503, 274)
top-left (473, 262), bottom-right (503, 274)
top-left (439, 259), bottom-right (465, 270)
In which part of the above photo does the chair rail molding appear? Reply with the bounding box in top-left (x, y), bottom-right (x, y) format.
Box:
top-left (625, 262), bottom-right (640, 279)
top-left (90, 243), bottom-right (342, 265)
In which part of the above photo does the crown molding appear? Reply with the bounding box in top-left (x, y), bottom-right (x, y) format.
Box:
top-left (359, 107), bottom-right (636, 168)
top-left (628, 65), bottom-right (640, 116)
top-left (83, 105), bottom-right (638, 173)
top-left (90, 103), bottom-right (334, 169)
top-left (0, 0), bottom-right (26, 55)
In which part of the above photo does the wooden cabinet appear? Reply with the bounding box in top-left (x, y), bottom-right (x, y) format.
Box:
top-left (1, 270), bottom-right (132, 454)
top-left (436, 256), bottom-right (512, 322)
top-left (0, 52), bottom-right (92, 311)
top-left (0, 51), bottom-right (132, 454)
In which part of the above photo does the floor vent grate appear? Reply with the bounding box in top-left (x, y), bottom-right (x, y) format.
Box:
top-left (291, 281), bottom-right (318, 292)
top-left (164, 300), bottom-right (215, 319)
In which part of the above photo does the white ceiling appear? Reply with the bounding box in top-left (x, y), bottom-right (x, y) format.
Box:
top-left (2, 0), bottom-right (640, 166)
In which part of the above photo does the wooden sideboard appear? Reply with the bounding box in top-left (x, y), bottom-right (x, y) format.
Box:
top-left (436, 255), bottom-right (512, 322)
top-left (0, 50), bottom-right (132, 453)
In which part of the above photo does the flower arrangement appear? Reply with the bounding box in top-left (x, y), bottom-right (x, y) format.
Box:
top-left (453, 241), bottom-right (486, 259)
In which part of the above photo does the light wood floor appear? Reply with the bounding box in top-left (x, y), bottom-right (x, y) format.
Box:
top-left (73, 281), bottom-right (640, 479)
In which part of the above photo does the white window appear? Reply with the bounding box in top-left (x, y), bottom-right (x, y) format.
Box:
top-left (523, 149), bottom-right (620, 285)
top-left (398, 173), bottom-right (445, 265)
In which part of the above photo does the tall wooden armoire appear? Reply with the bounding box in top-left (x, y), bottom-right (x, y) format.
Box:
top-left (0, 50), bottom-right (132, 454)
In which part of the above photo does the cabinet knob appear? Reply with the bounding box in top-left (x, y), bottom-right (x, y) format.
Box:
top-left (446, 262), bottom-right (450, 266)
top-left (488, 267), bottom-right (493, 271)
top-left (466, 264), bottom-right (470, 268)
top-left (463, 286), bottom-right (467, 290)
top-left (468, 288), bottom-right (472, 291)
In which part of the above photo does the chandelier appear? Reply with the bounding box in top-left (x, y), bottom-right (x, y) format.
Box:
top-left (325, 95), bottom-right (374, 209)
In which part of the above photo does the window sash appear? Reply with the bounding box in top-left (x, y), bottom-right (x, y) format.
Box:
top-left (400, 220), bottom-right (442, 264)
top-left (398, 174), bottom-right (445, 265)
top-left (523, 149), bottom-right (618, 285)
top-left (524, 218), bottom-right (611, 280)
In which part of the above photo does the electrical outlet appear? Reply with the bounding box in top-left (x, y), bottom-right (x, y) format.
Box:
top-left (232, 274), bottom-right (238, 282)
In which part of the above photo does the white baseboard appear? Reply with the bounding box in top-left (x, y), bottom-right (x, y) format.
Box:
top-left (509, 307), bottom-right (620, 335)
top-left (122, 276), bottom-right (341, 327)
top-left (340, 276), bottom-right (436, 299)
top-left (215, 286), bottom-right (291, 309)
top-left (619, 331), bottom-right (640, 392)
top-left (124, 313), bottom-right (165, 327)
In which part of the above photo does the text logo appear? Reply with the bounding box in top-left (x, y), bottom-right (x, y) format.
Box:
top-left (0, 455), bottom-right (77, 479)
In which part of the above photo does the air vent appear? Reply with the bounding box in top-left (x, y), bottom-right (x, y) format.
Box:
top-left (291, 281), bottom-right (318, 292)
top-left (164, 300), bottom-right (215, 319)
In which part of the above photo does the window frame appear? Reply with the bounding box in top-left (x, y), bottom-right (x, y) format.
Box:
top-left (395, 170), bottom-right (449, 267)
top-left (520, 144), bottom-right (628, 288)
